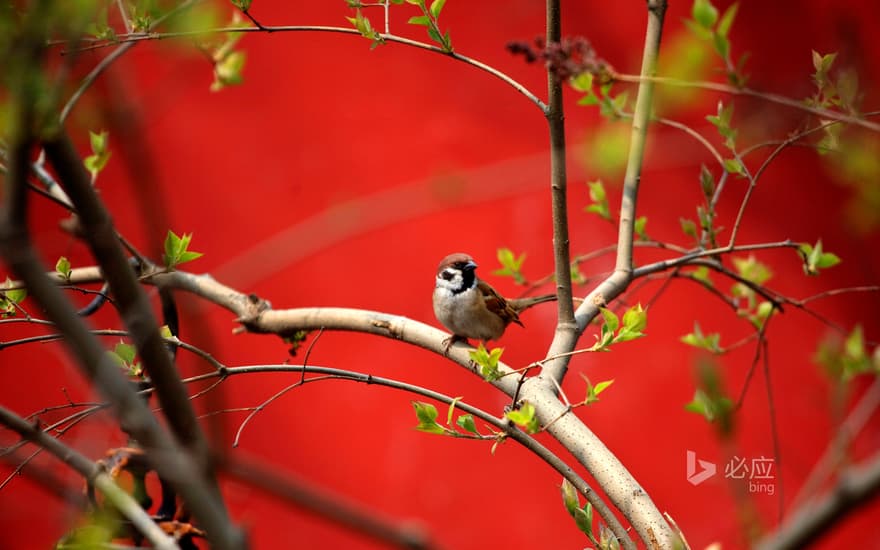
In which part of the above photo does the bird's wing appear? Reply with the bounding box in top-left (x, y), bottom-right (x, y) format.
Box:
top-left (477, 279), bottom-right (524, 327)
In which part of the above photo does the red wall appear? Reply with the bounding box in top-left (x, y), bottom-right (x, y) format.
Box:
top-left (2, 1), bottom-right (880, 548)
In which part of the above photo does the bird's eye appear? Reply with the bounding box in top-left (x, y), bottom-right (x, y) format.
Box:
top-left (441, 270), bottom-right (455, 281)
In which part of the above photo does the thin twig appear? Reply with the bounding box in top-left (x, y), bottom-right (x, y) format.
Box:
top-left (610, 72), bottom-right (880, 133)
top-left (56, 25), bottom-right (546, 112)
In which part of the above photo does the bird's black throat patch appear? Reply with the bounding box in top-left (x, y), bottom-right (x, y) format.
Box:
top-left (452, 262), bottom-right (476, 295)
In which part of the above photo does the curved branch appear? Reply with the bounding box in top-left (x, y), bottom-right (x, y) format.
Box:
top-left (183, 363), bottom-right (632, 547)
top-left (57, 25), bottom-right (546, 113)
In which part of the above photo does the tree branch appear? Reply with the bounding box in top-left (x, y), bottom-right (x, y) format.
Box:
top-left (57, 25), bottom-right (546, 114)
top-left (0, 36), bottom-right (241, 545)
top-left (43, 131), bottom-right (218, 477)
top-left (223, 452), bottom-right (433, 550)
top-left (544, 0), bottom-right (578, 382)
top-left (0, 405), bottom-right (177, 550)
top-left (755, 449), bottom-right (880, 550)
top-left (610, 73), bottom-right (880, 133)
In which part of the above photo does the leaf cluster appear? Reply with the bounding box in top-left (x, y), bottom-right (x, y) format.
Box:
top-left (561, 478), bottom-right (620, 549)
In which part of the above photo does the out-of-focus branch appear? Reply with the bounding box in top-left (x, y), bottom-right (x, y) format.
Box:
top-left (610, 72), bottom-right (880, 133)
top-left (223, 452), bottom-right (431, 550)
top-left (0, 26), bottom-right (241, 545)
top-left (43, 132), bottom-right (215, 472)
top-left (755, 449), bottom-right (880, 550)
top-left (0, 406), bottom-right (177, 550)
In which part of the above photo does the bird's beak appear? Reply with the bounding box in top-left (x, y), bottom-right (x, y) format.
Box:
top-left (465, 260), bottom-right (478, 270)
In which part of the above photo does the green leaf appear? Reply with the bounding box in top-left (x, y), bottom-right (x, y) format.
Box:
top-left (585, 180), bottom-right (612, 221)
top-left (570, 72), bottom-right (594, 92)
top-left (707, 102), bottom-right (737, 149)
top-left (114, 341), bottom-right (136, 365)
top-left (1, 278), bottom-right (26, 305)
top-left (599, 307), bottom-right (619, 334)
top-left (692, 0), bottom-right (719, 29)
top-left (456, 414), bottom-right (478, 435)
top-left (407, 15), bottom-right (430, 26)
top-left (680, 218), bottom-right (698, 240)
top-left (685, 388), bottom-right (731, 423)
top-left (599, 524), bottom-right (620, 550)
top-left (723, 157), bottom-right (744, 175)
top-left (412, 401), bottom-right (447, 435)
top-left (686, 360), bottom-right (734, 436)
top-left (683, 17), bottom-right (713, 41)
top-left (570, 262), bottom-right (587, 285)
top-left (211, 50), bottom-right (246, 91)
top-left (691, 266), bottom-right (713, 287)
top-left (230, 0), bottom-right (252, 9)
top-left (844, 325), bottom-right (865, 361)
top-left (699, 164), bottom-right (715, 200)
top-left (716, 2), bottom-right (738, 38)
top-left (587, 179), bottom-right (606, 201)
top-left (506, 402), bottom-right (539, 434)
top-left (733, 255), bottom-right (772, 285)
top-left (812, 50), bottom-right (837, 74)
top-left (815, 325), bottom-right (876, 380)
top-left (110, 341), bottom-right (142, 377)
top-left (799, 240), bottom-right (842, 275)
top-left (582, 374), bottom-right (615, 405)
top-left (429, 0), bottom-right (446, 18)
top-left (712, 31), bottom-right (730, 60)
top-left (611, 90), bottom-right (629, 112)
top-left (680, 322), bottom-right (723, 353)
top-left (634, 216), bottom-right (649, 241)
top-left (560, 478), bottom-right (580, 515)
top-left (493, 248), bottom-right (526, 284)
top-left (89, 130), bottom-right (108, 154)
top-left (84, 130), bottom-right (112, 180)
top-left (163, 230), bottom-right (204, 269)
top-left (426, 25), bottom-right (442, 44)
top-left (622, 304), bottom-right (647, 333)
top-left (615, 305), bottom-right (647, 343)
top-left (593, 379), bottom-right (614, 396)
top-left (159, 325), bottom-right (174, 339)
top-left (469, 343), bottom-right (504, 381)
top-left (55, 256), bottom-right (72, 281)
top-left (577, 90), bottom-right (600, 106)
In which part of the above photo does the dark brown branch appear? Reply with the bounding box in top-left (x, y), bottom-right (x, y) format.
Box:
top-left (544, 0), bottom-right (577, 377)
top-left (0, 58), bottom-right (239, 546)
top-left (0, 406), bottom-right (176, 549)
top-left (223, 453), bottom-right (432, 550)
top-left (42, 132), bottom-right (215, 473)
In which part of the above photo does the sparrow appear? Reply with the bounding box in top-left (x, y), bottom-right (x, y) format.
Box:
top-left (433, 252), bottom-right (557, 345)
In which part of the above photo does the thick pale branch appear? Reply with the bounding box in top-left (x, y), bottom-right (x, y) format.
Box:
top-left (531, 1), bottom-right (674, 546)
